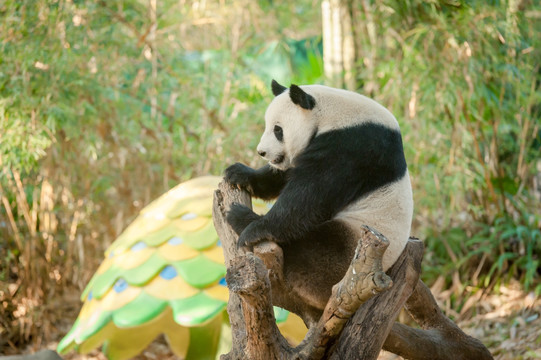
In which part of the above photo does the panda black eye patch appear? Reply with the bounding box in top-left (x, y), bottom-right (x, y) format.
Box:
top-left (274, 125), bottom-right (283, 142)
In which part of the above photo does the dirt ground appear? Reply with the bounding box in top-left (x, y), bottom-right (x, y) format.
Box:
top-left (3, 279), bottom-right (540, 360)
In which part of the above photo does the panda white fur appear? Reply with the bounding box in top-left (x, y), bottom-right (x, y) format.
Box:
top-left (224, 80), bottom-right (414, 316)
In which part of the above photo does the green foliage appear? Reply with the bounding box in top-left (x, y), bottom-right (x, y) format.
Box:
top-left (0, 0), bottom-right (322, 349)
top-left (0, 99), bottom-right (53, 172)
top-left (425, 201), bottom-right (541, 295)
top-left (349, 0), bottom-right (540, 292)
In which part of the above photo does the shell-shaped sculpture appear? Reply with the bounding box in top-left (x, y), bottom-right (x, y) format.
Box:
top-left (57, 176), bottom-right (306, 360)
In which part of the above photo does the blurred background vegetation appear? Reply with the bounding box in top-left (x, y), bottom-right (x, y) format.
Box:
top-left (0, 0), bottom-right (540, 356)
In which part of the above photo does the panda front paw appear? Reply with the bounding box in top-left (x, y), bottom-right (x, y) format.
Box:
top-left (226, 203), bottom-right (261, 235)
top-left (224, 163), bottom-right (255, 194)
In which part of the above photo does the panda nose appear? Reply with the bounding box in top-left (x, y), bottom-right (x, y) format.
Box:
top-left (258, 150), bottom-right (266, 158)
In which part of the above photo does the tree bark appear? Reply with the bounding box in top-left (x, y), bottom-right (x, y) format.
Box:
top-left (330, 238), bottom-right (423, 359)
top-left (212, 180), bottom-right (493, 360)
top-left (213, 181), bottom-right (394, 360)
top-left (383, 280), bottom-right (494, 360)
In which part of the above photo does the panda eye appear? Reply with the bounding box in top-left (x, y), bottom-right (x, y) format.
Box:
top-left (273, 125), bottom-right (283, 142)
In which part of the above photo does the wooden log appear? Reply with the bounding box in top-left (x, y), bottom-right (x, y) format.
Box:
top-left (214, 181), bottom-right (295, 359)
top-left (225, 252), bottom-right (292, 360)
top-left (212, 182), bottom-right (252, 360)
top-left (213, 180), bottom-right (493, 360)
top-left (213, 181), bottom-right (394, 360)
top-left (295, 226), bottom-right (394, 359)
top-left (382, 280), bottom-right (494, 360)
top-left (329, 238), bottom-right (424, 359)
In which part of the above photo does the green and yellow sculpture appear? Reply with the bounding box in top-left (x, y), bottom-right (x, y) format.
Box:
top-left (57, 176), bottom-right (306, 360)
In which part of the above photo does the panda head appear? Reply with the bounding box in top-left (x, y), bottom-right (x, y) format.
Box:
top-left (257, 80), bottom-right (318, 170)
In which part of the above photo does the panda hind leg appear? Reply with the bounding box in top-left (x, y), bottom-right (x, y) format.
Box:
top-left (282, 219), bottom-right (357, 312)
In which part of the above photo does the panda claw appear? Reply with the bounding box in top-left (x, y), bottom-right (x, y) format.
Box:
top-left (236, 232), bottom-right (256, 250)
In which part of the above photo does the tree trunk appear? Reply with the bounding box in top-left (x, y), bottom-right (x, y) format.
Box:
top-left (212, 180), bottom-right (493, 360)
top-left (322, 0), bottom-right (355, 90)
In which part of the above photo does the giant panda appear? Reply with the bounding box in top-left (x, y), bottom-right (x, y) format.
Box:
top-left (224, 80), bottom-right (413, 323)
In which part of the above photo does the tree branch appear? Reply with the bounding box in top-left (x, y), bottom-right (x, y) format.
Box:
top-left (296, 226), bottom-right (393, 359)
top-left (212, 180), bottom-right (492, 360)
top-left (330, 238), bottom-right (424, 359)
top-left (383, 280), bottom-right (494, 360)
top-left (213, 182), bottom-right (394, 359)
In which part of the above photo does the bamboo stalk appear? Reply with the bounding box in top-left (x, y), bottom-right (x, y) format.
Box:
top-left (12, 170), bottom-right (36, 237)
top-left (0, 182), bottom-right (23, 250)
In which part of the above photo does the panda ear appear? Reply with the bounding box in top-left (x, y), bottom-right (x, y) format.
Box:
top-left (271, 80), bottom-right (287, 96)
top-left (289, 84), bottom-right (316, 110)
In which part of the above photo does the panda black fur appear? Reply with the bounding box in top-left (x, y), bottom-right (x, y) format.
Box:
top-left (225, 80), bottom-right (413, 315)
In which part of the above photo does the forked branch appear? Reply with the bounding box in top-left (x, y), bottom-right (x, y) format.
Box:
top-left (212, 180), bottom-right (492, 360)
top-left (213, 181), bottom-right (394, 360)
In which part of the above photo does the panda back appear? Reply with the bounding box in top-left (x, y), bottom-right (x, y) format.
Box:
top-left (291, 86), bottom-right (413, 270)
top-left (301, 85), bottom-right (400, 134)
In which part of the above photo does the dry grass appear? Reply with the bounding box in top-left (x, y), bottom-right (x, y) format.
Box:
top-left (458, 281), bottom-right (541, 359)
